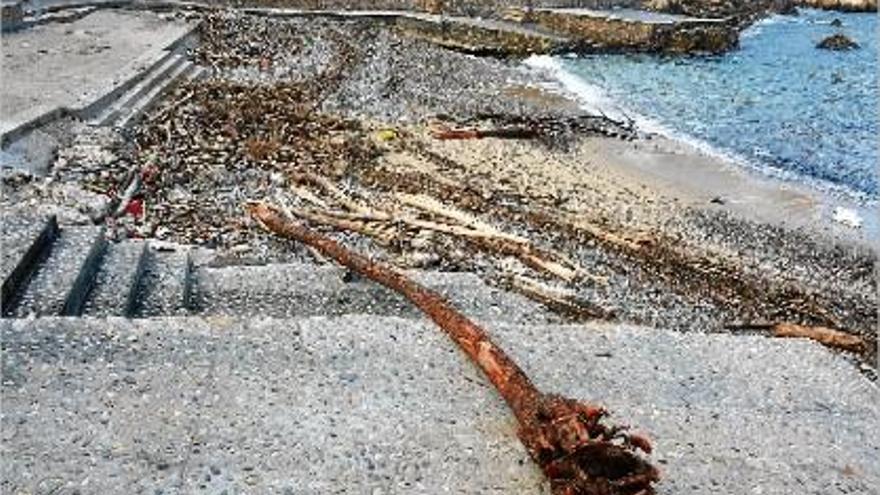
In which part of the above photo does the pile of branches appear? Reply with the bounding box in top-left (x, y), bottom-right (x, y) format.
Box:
top-left (272, 172), bottom-right (615, 320)
top-left (129, 79), bottom-right (377, 245)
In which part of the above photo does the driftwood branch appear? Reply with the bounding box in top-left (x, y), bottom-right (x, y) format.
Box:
top-left (430, 125), bottom-right (539, 140)
top-left (292, 172), bottom-right (372, 215)
top-left (284, 189), bottom-right (589, 283)
top-left (396, 192), bottom-right (531, 245)
top-left (247, 202), bottom-right (658, 495)
top-left (727, 322), bottom-right (866, 353)
top-left (507, 274), bottom-right (615, 321)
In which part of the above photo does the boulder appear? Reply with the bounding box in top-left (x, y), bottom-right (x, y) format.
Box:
top-left (816, 33), bottom-right (860, 50)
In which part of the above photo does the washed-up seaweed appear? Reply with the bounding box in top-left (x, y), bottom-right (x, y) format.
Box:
top-left (431, 112), bottom-right (639, 150)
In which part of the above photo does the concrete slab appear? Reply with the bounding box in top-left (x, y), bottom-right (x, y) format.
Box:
top-left (0, 128), bottom-right (59, 175)
top-left (0, 9), bottom-right (195, 142)
top-left (396, 13), bottom-right (570, 56)
top-left (539, 8), bottom-right (727, 24)
top-left (192, 263), bottom-right (558, 324)
top-left (531, 6), bottom-right (737, 53)
top-left (1, 316), bottom-right (876, 494)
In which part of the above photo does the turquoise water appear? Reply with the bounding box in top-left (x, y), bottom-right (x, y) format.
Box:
top-left (561, 9), bottom-right (878, 200)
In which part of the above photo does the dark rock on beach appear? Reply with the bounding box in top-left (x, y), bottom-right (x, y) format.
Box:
top-left (816, 33), bottom-right (860, 50)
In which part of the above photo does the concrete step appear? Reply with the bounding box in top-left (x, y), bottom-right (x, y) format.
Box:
top-left (1, 316), bottom-right (876, 494)
top-left (114, 58), bottom-right (195, 129)
top-left (82, 240), bottom-right (147, 317)
top-left (21, 5), bottom-right (96, 26)
top-left (133, 244), bottom-right (191, 317)
top-left (76, 48), bottom-right (180, 124)
top-left (90, 52), bottom-right (186, 127)
top-left (0, 214), bottom-right (57, 310)
top-left (191, 262), bottom-right (556, 324)
top-left (6, 226), bottom-right (105, 317)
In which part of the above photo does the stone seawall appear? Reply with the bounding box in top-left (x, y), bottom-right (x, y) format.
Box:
top-left (395, 14), bottom-right (568, 56)
top-left (532, 9), bottom-right (737, 53)
top-left (642, 0), bottom-right (797, 17)
top-left (218, 0), bottom-right (642, 16)
top-left (797, 0), bottom-right (877, 11)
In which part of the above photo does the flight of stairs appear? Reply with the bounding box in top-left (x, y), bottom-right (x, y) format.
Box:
top-left (84, 50), bottom-right (204, 129)
top-left (0, 214), bottom-right (554, 322)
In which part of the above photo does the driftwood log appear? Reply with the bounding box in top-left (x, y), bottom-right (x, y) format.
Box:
top-left (727, 322), bottom-right (866, 353)
top-left (286, 175), bottom-right (590, 283)
top-left (248, 202), bottom-right (658, 495)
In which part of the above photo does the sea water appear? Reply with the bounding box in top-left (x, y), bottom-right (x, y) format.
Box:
top-left (548, 9), bottom-right (878, 201)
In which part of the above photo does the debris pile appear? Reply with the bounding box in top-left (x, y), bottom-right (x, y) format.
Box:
top-left (265, 169), bottom-right (614, 318)
top-left (131, 79), bottom-right (377, 249)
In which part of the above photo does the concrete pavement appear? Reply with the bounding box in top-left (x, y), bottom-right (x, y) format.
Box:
top-left (2, 316), bottom-right (877, 494)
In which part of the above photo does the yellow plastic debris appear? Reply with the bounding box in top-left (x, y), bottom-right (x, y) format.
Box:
top-left (376, 129), bottom-right (397, 142)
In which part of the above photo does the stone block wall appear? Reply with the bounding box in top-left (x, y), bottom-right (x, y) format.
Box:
top-left (532, 9), bottom-right (737, 52)
top-left (217, 0), bottom-right (642, 15)
top-left (396, 14), bottom-right (564, 54)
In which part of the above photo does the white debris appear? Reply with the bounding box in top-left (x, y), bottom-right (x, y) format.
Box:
top-left (832, 206), bottom-right (863, 229)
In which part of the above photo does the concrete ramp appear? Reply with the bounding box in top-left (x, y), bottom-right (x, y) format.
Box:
top-left (0, 9), bottom-right (196, 143)
top-left (2, 317), bottom-right (876, 494)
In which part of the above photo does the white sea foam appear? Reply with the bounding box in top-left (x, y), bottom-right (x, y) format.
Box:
top-left (523, 54), bottom-right (753, 171)
top-left (741, 13), bottom-right (790, 38)
top-left (523, 55), bottom-right (631, 123)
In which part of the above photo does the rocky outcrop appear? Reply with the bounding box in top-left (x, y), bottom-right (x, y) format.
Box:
top-left (798, 0), bottom-right (877, 11)
top-left (646, 0), bottom-right (876, 15)
top-left (645, 0), bottom-right (796, 17)
top-left (816, 32), bottom-right (860, 49)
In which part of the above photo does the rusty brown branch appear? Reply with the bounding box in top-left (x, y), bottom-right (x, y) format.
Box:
top-left (247, 201), bottom-right (659, 495)
top-left (727, 322), bottom-right (866, 353)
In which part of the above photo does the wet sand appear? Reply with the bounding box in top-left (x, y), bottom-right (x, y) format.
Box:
top-left (585, 134), bottom-right (878, 250)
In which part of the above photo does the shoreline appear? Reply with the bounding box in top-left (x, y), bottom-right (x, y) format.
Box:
top-left (583, 134), bottom-right (878, 249)
top-left (523, 53), bottom-right (878, 249)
